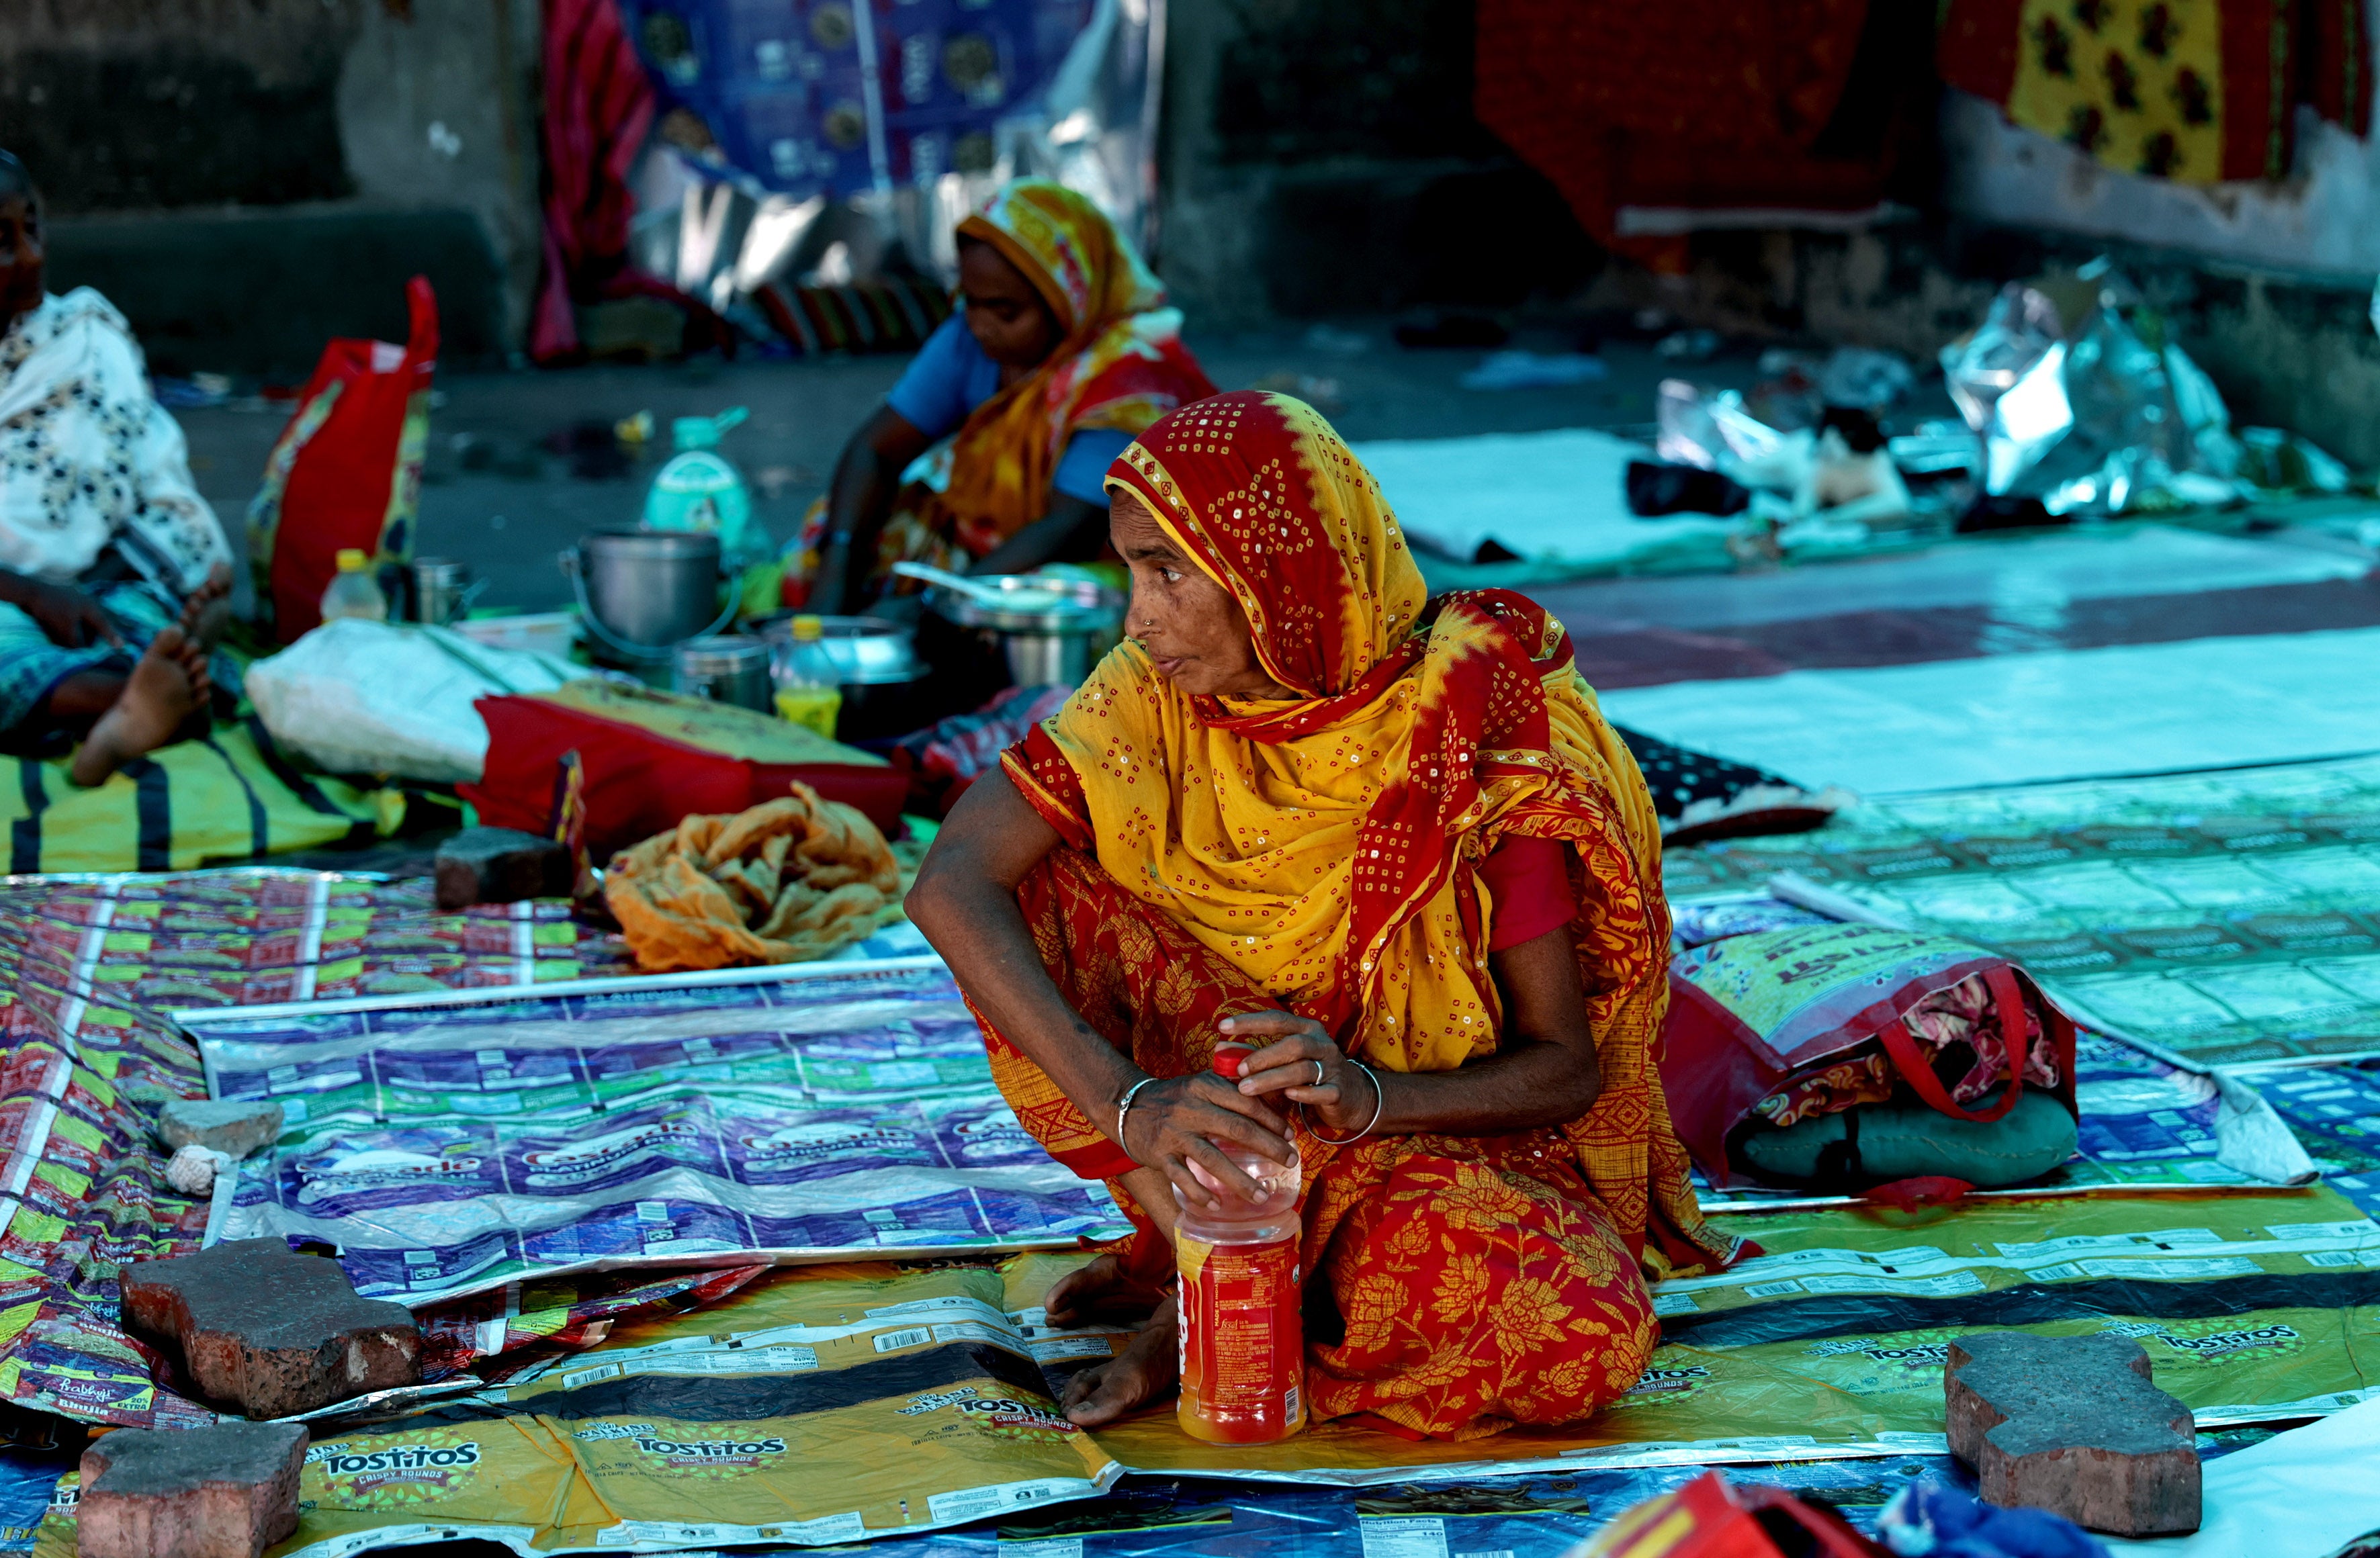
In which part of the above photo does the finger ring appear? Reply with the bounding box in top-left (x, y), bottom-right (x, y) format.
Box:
top-left (1311, 1059), bottom-right (1325, 1086)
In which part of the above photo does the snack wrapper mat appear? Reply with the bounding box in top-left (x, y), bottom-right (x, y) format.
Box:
top-left (0, 869), bottom-right (768, 1428)
top-left (28, 1189), bottom-right (2379, 1557)
top-left (1663, 755), bottom-right (2380, 1069)
top-left (184, 960), bottom-right (1131, 1303)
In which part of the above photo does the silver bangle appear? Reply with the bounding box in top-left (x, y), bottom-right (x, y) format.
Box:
top-left (1114, 1076), bottom-right (1160, 1155)
top-left (1309, 1059), bottom-right (1384, 1146)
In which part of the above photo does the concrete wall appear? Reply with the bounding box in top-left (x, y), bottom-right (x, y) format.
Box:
top-left (1939, 90), bottom-right (2380, 281)
top-left (1154, 0), bottom-right (1598, 324)
top-left (0, 0), bottom-right (540, 375)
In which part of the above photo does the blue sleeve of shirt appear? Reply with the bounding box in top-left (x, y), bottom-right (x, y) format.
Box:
top-left (1051, 428), bottom-right (1137, 504)
top-left (884, 316), bottom-right (1001, 439)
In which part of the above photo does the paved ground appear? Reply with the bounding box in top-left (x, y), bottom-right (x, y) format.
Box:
top-left (178, 324), bottom-right (1736, 616)
top-left (175, 322), bottom-right (2375, 688)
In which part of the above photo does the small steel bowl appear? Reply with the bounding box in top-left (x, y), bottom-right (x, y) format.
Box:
top-left (924, 574), bottom-right (1124, 635)
top-left (751, 612), bottom-right (924, 686)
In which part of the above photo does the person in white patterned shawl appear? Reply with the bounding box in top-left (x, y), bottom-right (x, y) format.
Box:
top-left (0, 149), bottom-right (234, 785)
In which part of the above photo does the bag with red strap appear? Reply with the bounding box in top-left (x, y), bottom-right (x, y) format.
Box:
top-left (1661, 924), bottom-right (2079, 1193)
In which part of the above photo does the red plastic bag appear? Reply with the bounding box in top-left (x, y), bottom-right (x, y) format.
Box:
top-left (1569, 1471), bottom-right (1886, 1557)
top-left (461, 690), bottom-right (908, 864)
top-left (247, 276), bottom-right (437, 642)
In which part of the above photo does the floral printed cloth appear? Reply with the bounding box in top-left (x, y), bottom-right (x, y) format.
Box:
top-left (0, 289), bottom-right (230, 598)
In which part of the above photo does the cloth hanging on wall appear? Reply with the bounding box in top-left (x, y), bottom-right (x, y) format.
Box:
top-left (533, 0), bottom-right (727, 363)
top-left (1939, 0), bottom-right (2371, 184)
top-left (1473, 0), bottom-right (1932, 259)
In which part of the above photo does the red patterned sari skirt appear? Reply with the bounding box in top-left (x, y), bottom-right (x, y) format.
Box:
top-left (969, 848), bottom-right (1661, 1441)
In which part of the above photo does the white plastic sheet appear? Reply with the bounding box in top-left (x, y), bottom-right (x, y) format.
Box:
top-left (2103, 1395), bottom-right (2380, 1557)
top-left (244, 619), bottom-right (584, 782)
top-left (1598, 627), bottom-right (2380, 794)
top-left (1353, 427), bottom-right (1736, 567)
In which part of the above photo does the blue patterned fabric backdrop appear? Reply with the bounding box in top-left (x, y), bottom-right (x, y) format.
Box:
top-left (616, 0), bottom-right (1098, 200)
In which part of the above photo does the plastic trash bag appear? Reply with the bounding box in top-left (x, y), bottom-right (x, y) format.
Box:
top-left (1657, 379), bottom-right (1802, 483)
top-left (1818, 345), bottom-right (1916, 410)
top-left (1943, 282), bottom-right (2064, 433)
top-left (1944, 265), bottom-right (2242, 517)
top-left (1889, 419), bottom-right (1983, 477)
top-left (2236, 426), bottom-right (2352, 493)
top-left (245, 618), bottom-right (585, 782)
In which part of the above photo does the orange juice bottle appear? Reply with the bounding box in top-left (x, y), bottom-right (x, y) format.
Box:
top-left (1175, 1042), bottom-right (1305, 1444)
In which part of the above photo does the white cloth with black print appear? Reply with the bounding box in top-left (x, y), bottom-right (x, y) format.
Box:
top-left (0, 287), bottom-right (230, 596)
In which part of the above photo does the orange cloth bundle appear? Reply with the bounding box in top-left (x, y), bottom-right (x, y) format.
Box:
top-left (604, 783), bottom-right (902, 970)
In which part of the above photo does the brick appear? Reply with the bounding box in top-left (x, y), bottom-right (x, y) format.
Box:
top-left (155, 1101), bottom-right (283, 1160)
top-left (77, 1421), bottom-right (306, 1558)
top-left (120, 1240), bottom-right (420, 1419)
top-left (433, 826), bottom-right (572, 909)
top-left (1945, 1332), bottom-right (2200, 1537)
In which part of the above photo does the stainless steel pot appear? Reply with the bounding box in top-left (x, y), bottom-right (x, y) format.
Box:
top-left (562, 529), bottom-right (736, 661)
top-left (926, 574), bottom-right (1123, 688)
top-left (670, 635), bottom-right (775, 712)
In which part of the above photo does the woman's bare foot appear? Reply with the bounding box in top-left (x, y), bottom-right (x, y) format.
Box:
top-left (1059, 1292), bottom-right (1179, 1426)
top-left (71, 625), bottom-right (206, 786)
top-left (1044, 1252), bottom-right (1166, 1328)
top-left (179, 563), bottom-right (234, 650)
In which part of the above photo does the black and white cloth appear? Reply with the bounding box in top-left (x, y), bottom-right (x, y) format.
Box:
top-left (1614, 725), bottom-right (1852, 844)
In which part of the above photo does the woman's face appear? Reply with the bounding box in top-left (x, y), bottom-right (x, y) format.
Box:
top-left (958, 239), bottom-right (1059, 370)
top-left (1111, 491), bottom-right (1296, 700)
top-left (0, 195), bottom-right (42, 327)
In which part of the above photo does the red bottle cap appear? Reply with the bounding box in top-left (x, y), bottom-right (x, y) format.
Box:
top-left (1211, 1041), bottom-right (1255, 1079)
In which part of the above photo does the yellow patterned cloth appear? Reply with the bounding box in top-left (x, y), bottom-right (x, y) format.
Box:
top-left (2007, 0), bottom-right (2233, 180)
top-left (1937, 0), bottom-right (2368, 185)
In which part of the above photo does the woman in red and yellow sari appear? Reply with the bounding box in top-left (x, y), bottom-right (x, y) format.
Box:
top-left (908, 391), bottom-right (1742, 1441)
top-left (801, 181), bottom-right (1215, 614)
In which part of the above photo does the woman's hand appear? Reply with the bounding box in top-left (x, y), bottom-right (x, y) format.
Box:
top-left (1220, 1011), bottom-right (1382, 1136)
top-left (0, 574), bottom-right (120, 649)
top-left (1118, 1070), bottom-right (1296, 1210)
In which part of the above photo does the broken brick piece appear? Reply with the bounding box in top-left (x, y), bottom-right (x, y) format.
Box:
top-left (120, 1239), bottom-right (420, 1419)
top-left (155, 1100), bottom-right (284, 1160)
top-left (1946, 1332), bottom-right (2200, 1537)
top-left (433, 826), bottom-right (572, 909)
top-left (77, 1421), bottom-right (306, 1558)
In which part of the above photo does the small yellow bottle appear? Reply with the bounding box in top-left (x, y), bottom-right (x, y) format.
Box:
top-left (318, 548), bottom-right (388, 623)
top-left (773, 613), bottom-right (843, 739)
